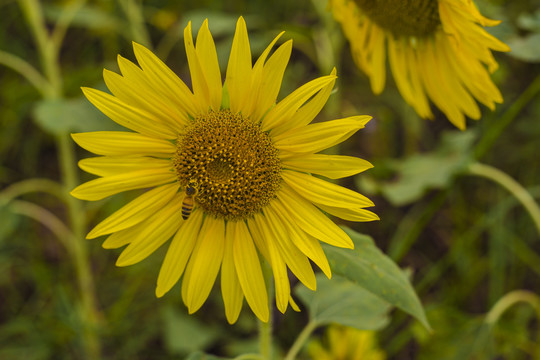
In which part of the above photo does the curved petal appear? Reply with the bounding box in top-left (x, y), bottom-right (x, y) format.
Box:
top-left (274, 116), bottom-right (371, 156)
top-left (82, 87), bottom-right (176, 139)
top-left (183, 217), bottom-right (225, 314)
top-left (261, 75), bottom-right (336, 132)
top-left (282, 170), bottom-right (374, 208)
top-left (232, 220), bottom-right (269, 322)
top-left (317, 203), bottom-right (380, 222)
top-left (221, 221), bottom-right (244, 324)
top-left (78, 156), bottom-right (171, 177)
top-left (71, 131), bottom-right (176, 157)
top-left (184, 21), bottom-right (211, 112)
top-left (71, 166), bottom-right (176, 201)
top-left (252, 214), bottom-right (290, 313)
top-left (115, 193), bottom-right (183, 266)
top-left (270, 68), bottom-right (337, 137)
top-left (195, 19), bottom-right (222, 111)
top-left (263, 205), bottom-right (317, 291)
top-left (156, 209), bottom-right (203, 297)
top-left (249, 39), bottom-right (292, 122)
top-left (88, 182), bottom-right (179, 239)
top-left (278, 185), bottom-right (353, 248)
top-left (131, 42), bottom-right (198, 117)
top-left (272, 198), bottom-right (332, 278)
top-left (282, 154), bottom-right (373, 179)
top-left (226, 17), bottom-right (252, 114)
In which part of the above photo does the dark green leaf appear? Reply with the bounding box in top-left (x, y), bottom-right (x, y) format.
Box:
top-left (295, 274), bottom-right (391, 330)
top-left (323, 228), bottom-right (430, 330)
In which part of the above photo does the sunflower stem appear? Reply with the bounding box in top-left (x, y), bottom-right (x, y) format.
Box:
top-left (467, 162), bottom-right (540, 237)
top-left (259, 261), bottom-right (274, 359)
top-left (18, 0), bottom-right (102, 357)
top-left (284, 320), bottom-right (318, 360)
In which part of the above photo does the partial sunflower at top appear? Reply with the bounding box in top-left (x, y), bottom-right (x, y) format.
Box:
top-left (329, 0), bottom-right (510, 129)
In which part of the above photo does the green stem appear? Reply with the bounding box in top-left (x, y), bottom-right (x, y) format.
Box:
top-left (18, 0), bottom-right (62, 98)
top-left (485, 290), bottom-right (540, 325)
top-left (118, 0), bottom-right (151, 47)
top-left (58, 134), bottom-right (102, 360)
top-left (9, 199), bottom-right (74, 249)
top-left (474, 73), bottom-right (540, 160)
top-left (284, 321), bottom-right (318, 360)
top-left (0, 50), bottom-right (53, 96)
top-left (18, 0), bottom-right (102, 357)
top-left (259, 262), bottom-right (274, 359)
top-left (467, 162), bottom-right (540, 237)
top-left (0, 178), bottom-right (68, 205)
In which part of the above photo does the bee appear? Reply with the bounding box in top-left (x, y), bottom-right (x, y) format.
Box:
top-left (181, 182), bottom-right (198, 220)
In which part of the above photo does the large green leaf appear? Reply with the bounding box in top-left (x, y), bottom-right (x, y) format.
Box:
top-left (33, 97), bottom-right (125, 135)
top-left (161, 306), bottom-right (220, 355)
top-left (374, 130), bottom-right (475, 206)
top-left (322, 228), bottom-right (431, 330)
top-left (295, 274), bottom-right (391, 330)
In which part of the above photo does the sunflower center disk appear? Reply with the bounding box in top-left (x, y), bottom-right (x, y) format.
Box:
top-left (352, 0), bottom-right (440, 38)
top-left (173, 110), bottom-right (282, 221)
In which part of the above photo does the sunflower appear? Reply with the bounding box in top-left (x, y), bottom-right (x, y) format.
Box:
top-left (71, 17), bottom-right (378, 324)
top-left (329, 0), bottom-right (510, 129)
top-left (307, 325), bottom-right (386, 360)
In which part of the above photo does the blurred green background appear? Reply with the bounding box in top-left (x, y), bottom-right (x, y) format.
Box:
top-left (1, 0), bottom-right (540, 359)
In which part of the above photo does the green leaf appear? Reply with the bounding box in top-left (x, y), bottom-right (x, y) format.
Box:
top-left (376, 130), bottom-right (475, 205)
top-left (295, 273), bottom-right (391, 330)
top-left (323, 228), bottom-right (431, 330)
top-left (32, 97), bottom-right (125, 135)
top-left (161, 306), bottom-right (220, 355)
top-left (506, 34), bottom-right (540, 63)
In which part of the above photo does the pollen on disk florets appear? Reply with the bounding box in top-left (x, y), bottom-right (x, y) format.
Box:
top-left (173, 110), bottom-right (282, 221)
top-left (352, 0), bottom-right (441, 38)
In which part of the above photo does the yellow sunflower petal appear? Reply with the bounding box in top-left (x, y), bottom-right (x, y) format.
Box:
top-left (272, 198), bottom-right (332, 278)
top-left (115, 193), bottom-right (183, 266)
top-left (82, 87), bottom-right (176, 139)
top-left (263, 205), bottom-right (317, 291)
top-left (183, 217), bottom-right (225, 314)
top-left (88, 183), bottom-right (179, 239)
top-left (278, 185), bottom-right (354, 249)
top-left (115, 55), bottom-right (190, 128)
top-left (261, 75), bottom-right (337, 132)
top-left (232, 221), bottom-right (269, 322)
top-left (226, 16), bottom-right (252, 114)
top-left (221, 221), bottom-right (244, 324)
top-left (282, 170), bottom-right (374, 209)
top-left (78, 156), bottom-right (171, 177)
top-left (184, 21), bottom-right (211, 112)
top-left (271, 68), bottom-right (337, 137)
top-left (131, 42), bottom-right (198, 117)
top-left (317, 203), bottom-right (380, 222)
top-left (71, 167), bottom-right (176, 201)
top-left (249, 39), bottom-right (292, 122)
top-left (282, 154), bottom-right (373, 179)
top-left (253, 214), bottom-right (290, 313)
top-left (71, 131), bottom-right (175, 157)
top-left (101, 226), bottom-right (134, 249)
top-left (369, 27), bottom-right (386, 94)
top-left (103, 69), bottom-right (186, 133)
top-left (156, 209), bottom-right (203, 297)
top-left (195, 19), bottom-right (222, 111)
top-left (274, 116), bottom-right (371, 156)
